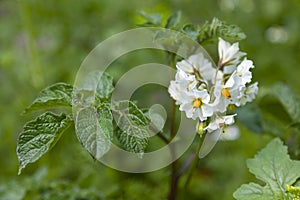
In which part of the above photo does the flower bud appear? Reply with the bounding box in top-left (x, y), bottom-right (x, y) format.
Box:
top-left (196, 120), bottom-right (207, 136)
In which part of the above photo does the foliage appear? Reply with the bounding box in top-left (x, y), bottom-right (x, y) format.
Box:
top-left (139, 11), bottom-right (246, 43)
top-left (17, 71), bottom-right (152, 173)
top-left (197, 17), bottom-right (246, 43)
top-left (234, 138), bottom-right (300, 199)
top-left (23, 83), bottom-right (73, 114)
top-left (113, 101), bottom-right (150, 154)
top-left (269, 83), bottom-right (300, 123)
top-left (17, 112), bottom-right (72, 174)
top-left (0, 168), bottom-right (104, 200)
top-left (16, 10), bottom-right (250, 175)
top-left (1, 0), bottom-right (300, 199)
top-left (75, 103), bottom-right (113, 160)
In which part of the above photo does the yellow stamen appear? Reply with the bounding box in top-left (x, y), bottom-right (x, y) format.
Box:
top-left (222, 88), bottom-right (231, 99)
top-left (192, 98), bottom-right (203, 108)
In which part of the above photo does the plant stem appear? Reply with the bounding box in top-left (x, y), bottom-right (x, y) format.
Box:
top-left (148, 121), bottom-right (170, 145)
top-left (169, 52), bottom-right (176, 140)
top-left (157, 132), bottom-right (169, 144)
top-left (168, 52), bottom-right (178, 200)
top-left (184, 135), bottom-right (205, 189)
top-left (169, 147), bottom-right (177, 200)
top-left (176, 152), bottom-right (196, 179)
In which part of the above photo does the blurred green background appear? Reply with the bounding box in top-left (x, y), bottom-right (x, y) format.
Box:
top-left (1, 0), bottom-right (300, 199)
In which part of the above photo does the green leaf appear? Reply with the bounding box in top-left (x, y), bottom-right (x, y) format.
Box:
top-left (197, 18), bottom-right (246, 44)
top-left (79, 71), bottom-right (114, 100)
top-left (270, 83), bottom-right (300, 123)
top-left (234, 183), bottom-right (274, 200)
top-left (17, 112), bottom-right (72, 174)
top-left (165, 11), bottom-right (181, 29)
top-left (182, 24), bottom-right (199, 40)
top-left (23, 83), bottom-right (73, 114)
top-left (233, 138), bottom-right (300, 199)
top-left (236, 104), bottom-right (263, 133)
top-left (248, 138), bottom-right (300, 195)
top-left (262, 117), bottom-right (285, 137)
top-left (113, 101), bottom-right (150, 154)
top-left (96, 73), bottom-right (114, 99)
top-left (138, 11), bottom-right (162, 27)
top-left (75, 103), bottom-right (113, 160)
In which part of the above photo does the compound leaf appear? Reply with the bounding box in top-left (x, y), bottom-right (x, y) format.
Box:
top-left (198, 18), bottom-right (246, 44)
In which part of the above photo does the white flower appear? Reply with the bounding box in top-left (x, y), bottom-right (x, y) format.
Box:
top-left (219, 125), bottom-right (240, 141)
top-left (204, 114), bottom-right (236, 133)
top-left (175, 69), bottom-right (198, 91)
top-left (169, 81), bottom-right (185, 105)
top-left (179, 89), bottom-right (213, 121)
top-left (227, 59), bottom-right (254, 86)
top-left (211, 57), bottom-right (255, 110)
top-left (168, 69), bottom-right (197, 105)
top-left (237, 82), bottom-right (259, 106)
top-left (218, 38), bottom-right (246, 71)
top-left (211, 79), bottom-right (244, 112)
top-left (210, 84), bottom-right (228, 113)
top-left (177, 53), bottom-right (220, 83)
top-left (168, 43), bottom-right (258, 143)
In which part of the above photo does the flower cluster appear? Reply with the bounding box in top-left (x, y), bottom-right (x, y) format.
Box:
top-left (168, 38), bottom-right (258, 135)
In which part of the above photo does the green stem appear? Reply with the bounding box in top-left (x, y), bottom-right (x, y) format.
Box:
top-left (169, 52), bottom-right (176, 139)
top-left (157, 132), bottom-right (169, 144)
top-left (168, 52), bottom-right (178, 200)
top-left (149, 122), bottom-right (169, 145)
top-left (184, 134), bottom-right (205, 189)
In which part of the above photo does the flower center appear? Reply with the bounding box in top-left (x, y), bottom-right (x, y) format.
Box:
top-left (236, 71), bottom-right (242, 77)
top-left (192, 98), bottom-right (203, 108)
top-left (222, 88), bottom-right (231, 99)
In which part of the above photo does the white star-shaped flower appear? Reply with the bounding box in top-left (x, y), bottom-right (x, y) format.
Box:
top-left (226, 59), bottom-right (254, 86)
top-left (211, 79), bottom-right (244, 112)
top-left (237, 82), bottom-right (259, 106)
top-left (179, 89), bottom-right (213, 121)
top-left (211, 57), bottom-right (255, 110)
top-left (204, 114), bottom-right (236, 133)
top-left (168, 69), bottom-right (197, 105)
top-left (218, 38), bottom-right (246, 72)
top-left (177, 53), bottom-right (219, 83)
